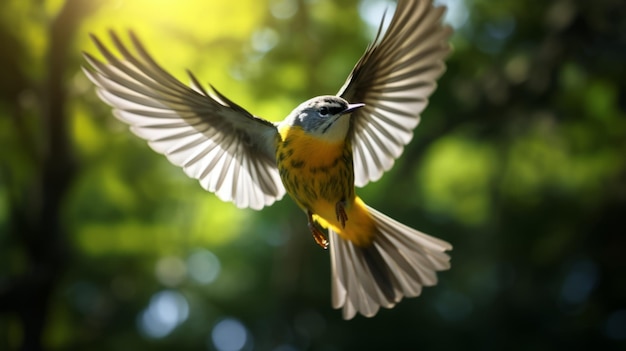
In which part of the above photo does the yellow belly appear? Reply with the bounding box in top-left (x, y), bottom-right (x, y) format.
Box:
top-left (313, 197), bottom-right (376, 247)
top-left (277, 126), bottom-right (375, 246)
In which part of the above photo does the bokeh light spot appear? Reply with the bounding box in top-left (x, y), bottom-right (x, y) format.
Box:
top-left (211, 318), bottom-right (251, 351)
top-left (605, 309), bottom-right (626, 340)
top-left (270, 0), bottom-right (298, 19)
top-left (137, 290), bottom-right (189, 339)
top-left (67, 281), bottom-right (101, 316)
top-left (252, 27), bottom-right (280, 53)
top-left (187, 248), bottom-right (221, 285)
top-left (155, 256), bottom-right (187, 287)
top-left (435, 0), bottom-right (470, 29)
top-left (560, 259), bottom-right (598, 305)
top-left (435, 290), bottom-right (473, 322)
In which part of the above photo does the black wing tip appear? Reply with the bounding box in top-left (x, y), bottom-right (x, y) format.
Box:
top-left (88, 31), bottom-right (104, 48)
top-left (87, 28), bottom-right (140, 49)
top-left (208, 84), bottom-right (247, 114)
top-left (187, 69), bottom-right (209, 96)
top-left (127, 29), bottom-right (142, 47)
top-left (81, 50), bottom-right (98, 62)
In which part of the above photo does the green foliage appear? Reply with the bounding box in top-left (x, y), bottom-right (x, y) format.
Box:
top-left (1, 0), bottom-right (625, 350)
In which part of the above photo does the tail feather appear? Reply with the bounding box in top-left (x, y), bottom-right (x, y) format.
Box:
top-left (361, 245), bottom-right (397, 303)
top-left (330, 205), bottom-right (452, 320)
top-left (331, 239), bottom-right (385, 318)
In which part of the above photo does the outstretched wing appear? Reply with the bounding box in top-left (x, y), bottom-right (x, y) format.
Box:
top-left (338, 0), bottom-right (452, 187)
top-left (83, 31), bottom-right (285, 210)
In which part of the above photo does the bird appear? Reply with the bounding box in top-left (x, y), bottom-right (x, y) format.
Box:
top-left (82, 0), bottom-right (453, 320)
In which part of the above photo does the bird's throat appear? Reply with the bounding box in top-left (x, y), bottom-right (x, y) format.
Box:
top-left (278, 125), bottom-right (347, 168)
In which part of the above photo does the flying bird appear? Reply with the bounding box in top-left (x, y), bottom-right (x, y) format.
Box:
top-left (83, 0), bottom-right (453, 319)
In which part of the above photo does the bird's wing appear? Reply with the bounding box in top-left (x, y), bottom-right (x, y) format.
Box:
top-left (338, 0), bottom-right (452, 187)
top-left (83, 31), bottom-right (285, 210)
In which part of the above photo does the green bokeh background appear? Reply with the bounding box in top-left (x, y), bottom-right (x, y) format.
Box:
top-left (1, 0), bottom-right (625, 350)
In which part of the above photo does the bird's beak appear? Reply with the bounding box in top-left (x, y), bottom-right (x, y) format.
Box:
top-left (342, 103), bottom-right (365, 115)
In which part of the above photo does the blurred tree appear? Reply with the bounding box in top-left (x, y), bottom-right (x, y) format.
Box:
top-left (0, 0), bottom-right (100, 350)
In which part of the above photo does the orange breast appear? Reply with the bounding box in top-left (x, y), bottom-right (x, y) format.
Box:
top-left (277, 125), bottom-right (352, 210)
top-left (277, 125), bottom-right (375, 246)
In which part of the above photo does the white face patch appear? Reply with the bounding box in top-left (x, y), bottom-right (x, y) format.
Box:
top-left (281, 95), bottom-right (361, 143)
top-left (315, 114), bottom-right (351, 143)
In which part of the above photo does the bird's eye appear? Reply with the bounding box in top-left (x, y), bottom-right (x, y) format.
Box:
top-left (319, 107), bottom-right (329, 116)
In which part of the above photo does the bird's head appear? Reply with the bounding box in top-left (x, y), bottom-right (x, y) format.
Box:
top-left (282, 96), bottom-right (364, 143)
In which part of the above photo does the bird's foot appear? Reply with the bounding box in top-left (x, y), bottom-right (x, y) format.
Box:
top-left (307, 211), bottom-right (328, 250)
top-left (336, 201), bottom-right (348, 228)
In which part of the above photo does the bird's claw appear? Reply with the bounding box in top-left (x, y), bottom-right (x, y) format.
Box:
top-left (307, 211), bottom-right (328, 249)
top-left (309, 224), bottom-right (329, 250)
top-left (336, 201), bottom-right (348, 228)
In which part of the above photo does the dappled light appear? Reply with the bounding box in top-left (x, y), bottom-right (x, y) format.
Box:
top-left (1, 0), bottom-right (625, 350)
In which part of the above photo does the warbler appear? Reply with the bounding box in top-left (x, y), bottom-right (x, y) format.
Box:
top-left (83, 0), bottom-right (453, 319)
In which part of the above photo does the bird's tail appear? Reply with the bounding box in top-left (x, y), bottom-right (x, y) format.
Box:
top-left (329, 204), bottom-right (452, 320)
